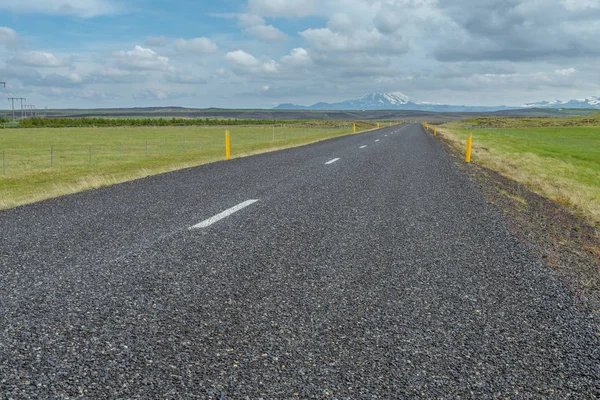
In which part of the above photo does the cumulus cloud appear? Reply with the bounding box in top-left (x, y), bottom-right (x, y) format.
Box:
top-left (0, 67), bottom-right (86, 88)
top-left (245, 24), bottom-right (288, 42)
top-left (300, 27), bottom-right (408, 55)
top-left (92, 67), bottom-right (147, 84)
top-left (433, 0), bottom-right (600, 61)
top-left (555, 68), bottom-right (576, 76)
top-left (12, 51), bottom-right (70, 68)
top-left (281, 48), bottom-right (312, 67)
top-left (237, 14), bottom-right (288, 42)
top-left (174, 37), bottom-right (218, 54)
top-left (113, 45), bottom-right (172, 71)
top-left (225, 50), bottom-right (279, 75)
top-left (0, 0), bottom-right (121, 18)
top-left (0, 26), bottom-right (18, 45)
top-left (248, 0), bottom-right (318, 17)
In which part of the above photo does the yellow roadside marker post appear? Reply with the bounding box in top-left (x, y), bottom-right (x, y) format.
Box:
top-left (466, 136), bottom-right (472, 163)
top-left (226, 131), bottom-right (231, 160)
top-left (353, 123), bottom-right (357, 134)
top-left (434, 127), bottom-right (437, 136)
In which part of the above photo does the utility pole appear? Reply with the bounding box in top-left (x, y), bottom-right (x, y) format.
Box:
top-left (7, 98), bottom-right (24, 121)
top-left (19, 98), bottom-right (25, 120)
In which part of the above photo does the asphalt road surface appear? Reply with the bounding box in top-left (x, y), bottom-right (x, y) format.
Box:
top-left (1, 124), bottom-right (599, 398)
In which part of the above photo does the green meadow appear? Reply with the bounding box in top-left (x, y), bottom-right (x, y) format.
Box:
top-left (0, 121), bottom-right (377, 209)
top-left (439, 114), bottom-right (600, 224)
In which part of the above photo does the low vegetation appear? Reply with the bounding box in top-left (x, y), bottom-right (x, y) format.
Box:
top-left (437, 113), bottom-right (600, 225)
top-left (0, 121), bottom-right (377, 209)
top-left (14, 117), bottom-right (340, 128)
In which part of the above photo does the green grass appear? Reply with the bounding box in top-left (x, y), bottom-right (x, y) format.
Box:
top-left (439, 115), bottom-right (600, 224)
top-left (0, 121), bottom-right (376, 209)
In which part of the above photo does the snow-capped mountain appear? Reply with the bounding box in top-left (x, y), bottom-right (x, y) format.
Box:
top-left (522, 96), bottom-right (600, 109)
top-left (274, 92), bottom-right (600, 112)
top-left (274, 92), bottom-right (510, 112)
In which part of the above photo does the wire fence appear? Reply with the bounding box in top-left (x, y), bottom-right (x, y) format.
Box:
top-left (0, 124), bottom-right (376, 176)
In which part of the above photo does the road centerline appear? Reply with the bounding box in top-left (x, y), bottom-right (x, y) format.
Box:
top-left (190, 200), bottom-right (259, 229)
top-left (375, 139), bottom-right (380, 142)
top-left (360, 145), bottom-right (367, 149)
top-left (325, 158), bottom-right (340, 165)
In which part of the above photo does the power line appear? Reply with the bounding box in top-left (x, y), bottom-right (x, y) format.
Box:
top-left (7, 98), bottom-right (25, 121)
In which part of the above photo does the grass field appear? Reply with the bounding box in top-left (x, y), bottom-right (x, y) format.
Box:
top-left (0, 121), bottom-right (377, 209)
top-left (438, 114), bottom-right (600, 225)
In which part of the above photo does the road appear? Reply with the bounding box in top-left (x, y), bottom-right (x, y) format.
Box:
top-left (1, 124), bottom-right (598, 398)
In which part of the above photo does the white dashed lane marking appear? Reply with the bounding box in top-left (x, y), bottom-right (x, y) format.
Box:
top-left (190, 200), bottom-right (259, 229)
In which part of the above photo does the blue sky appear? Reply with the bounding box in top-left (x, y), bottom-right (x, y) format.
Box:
top-left (0, 0), bottom-right (598, 109)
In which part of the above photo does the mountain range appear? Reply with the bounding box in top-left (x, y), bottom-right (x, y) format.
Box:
top-left (274, 92), bottom-right (600, 112)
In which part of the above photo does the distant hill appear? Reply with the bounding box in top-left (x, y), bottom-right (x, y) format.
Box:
top-left (522, 96), bottom-right (600, 109)
top-left (275, 92), bottom-right (600, 112)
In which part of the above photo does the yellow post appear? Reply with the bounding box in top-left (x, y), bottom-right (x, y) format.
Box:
top-left (225, 131), bottom-right (231, 160)
top-left (389, 122), bottom-right (392, 127)
top-left (353, 123), bottom-right (357, 134)
top-left (434, 126), bottom-right (437, 136)
top-left (377, 123), bottom-right (380, 129)
top-left (465, 136), bottom-right (472, 163)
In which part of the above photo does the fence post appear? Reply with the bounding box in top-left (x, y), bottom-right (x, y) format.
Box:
top-left (466, 136), bottom-right (473, 163)
top-left (225, 131), bottom-right (231, 160)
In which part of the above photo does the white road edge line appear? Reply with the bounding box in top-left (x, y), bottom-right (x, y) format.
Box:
top-left (190, 200), bottom-right (259, 229)
top-left (360, 145), bottom-right (367, 149)
top-left (325, 158), bottom-right (340, 165)
top-left (375, 139), bottom-right (380, 142)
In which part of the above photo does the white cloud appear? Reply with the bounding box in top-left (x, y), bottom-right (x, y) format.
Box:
top-left (248, 0), bottom-right (318, 17)
top-left (555, 68), bottom-right (576, 76)
top-left (281, 48), bottom-right (312, 67)
top-left (174, 37), bottom-right (218, 54)
top-left (0, 26), bottom-right (18, 45)
top-left (92, 67), bottom-right (146, 83)
top-left (12, 51), bottom-right (70, 68)
top-left (225, 50), bottom-right (261, 68)
top-left (113, 45), bottom-right (171, 71)
top-left (0, 67), bottom-right (86, 88)
top-left (300, 27), bottom-right (408, 55)
top-left (238, 14), bottom-right (266, 27)
top-left (225, 50), bottom-right (279, 74)
top-left (237, 13), bottom-right (288, 42)
top-left (245, 24), bottom-right (288, 42)
top-left (327, 13), bottom-right (355, 33)
top-left (0, 0), bottom-right (121, 18)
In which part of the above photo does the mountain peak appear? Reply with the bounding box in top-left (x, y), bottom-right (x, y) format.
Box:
top-left (356, 92), bottom-right (414, 105)
top-left (274, 93), bottom-right (600, 111)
